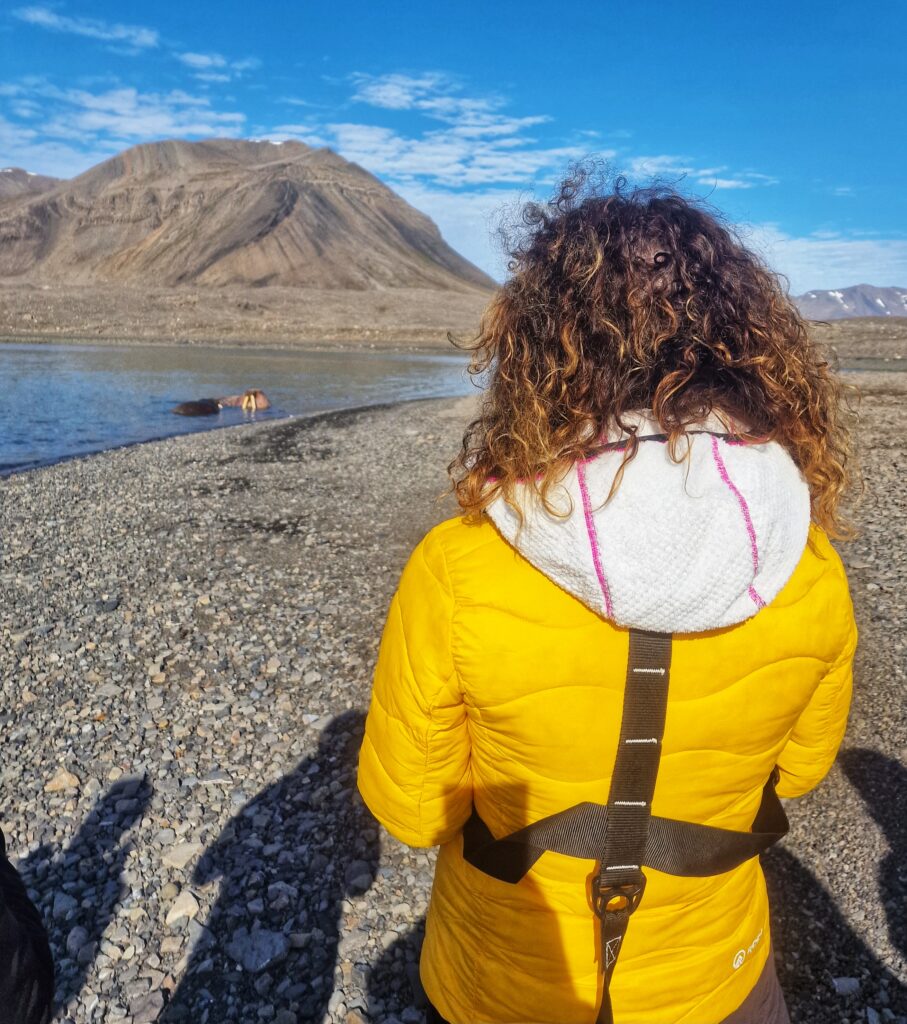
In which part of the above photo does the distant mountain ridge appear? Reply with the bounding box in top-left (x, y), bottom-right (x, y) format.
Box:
top-left (0, 138), bottom-right (494, 292)
top-left (0, 167), bottom-right (61, 201)
top-left (794, 284), bottom-right (907, 320)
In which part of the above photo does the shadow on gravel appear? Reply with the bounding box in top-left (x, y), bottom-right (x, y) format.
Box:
top-left (764, 845), bottom-right (907, 1020)
top-left (17, 776), bottom-right (151, 1013)
top-left (367, 918), bottom-right (427, 1023)
top-left (840, 748), bottom-right (907, 960)
top-left (160, 710), bottom-right (379, 1024)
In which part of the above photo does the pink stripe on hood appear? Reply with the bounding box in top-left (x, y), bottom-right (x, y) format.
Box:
top-left (576, 460), bottom-right (614, 619)
top-left (710, 434), bottom-right (765, 607)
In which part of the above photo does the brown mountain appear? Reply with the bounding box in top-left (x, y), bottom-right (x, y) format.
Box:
top-left (0, 167), bottom-right (61, 202)
top-left (0, 138), bottom-right (495, 291)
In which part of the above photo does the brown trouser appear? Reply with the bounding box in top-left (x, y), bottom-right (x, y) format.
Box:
top-left (426, 951), bottom-right (790, 1024)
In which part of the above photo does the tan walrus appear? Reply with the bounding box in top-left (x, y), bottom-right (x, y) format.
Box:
top-left (173, 389), bottom-right (271, 416)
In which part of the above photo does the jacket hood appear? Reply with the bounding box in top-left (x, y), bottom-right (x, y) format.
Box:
top-left (485, 412), bottom-right (811, 634)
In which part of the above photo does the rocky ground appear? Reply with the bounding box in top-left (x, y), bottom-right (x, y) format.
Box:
top-left (0, 379), bottom-right (904, 1024)
top-left (814, 317), bottom-right (907, 362)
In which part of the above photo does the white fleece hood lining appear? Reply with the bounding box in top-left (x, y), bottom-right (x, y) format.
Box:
top-left (486, 413), bottom-right (811, 634)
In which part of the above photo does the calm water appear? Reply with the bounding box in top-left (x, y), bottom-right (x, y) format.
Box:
top-left (0, 342), bottom-right (476, 475)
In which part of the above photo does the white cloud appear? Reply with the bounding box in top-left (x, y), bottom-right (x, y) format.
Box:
top-left (176, 51), bottom-right (260, 82)
top-left (321, 120), bottom-right (589, 188)
top-left (351, 72), bottom-right (448, 110)
top-left (42, 86), bottom-right (244, 138)
top-left (177, 52), bottom-right (227, 70)
top-left (739, 172), bottom-right (780, 185)
top-left (625, 154), bottom-right (695, 177)
top-left (0, 81), bottom-right (246, 174)
top-left (706, 178), bottom-right (755, 190)
top-left (746, 223), bottom-right (907, 292)
top-left (11, 6), bottom-right (158, 49)
top-left (317, 76), bottom-right (592, 189)
top-left (625, 155), bottom-right (779, 190)
top-left (351, 71), bottom-right (549, 139)
top-left (0, 113), bottom-right (118, 177)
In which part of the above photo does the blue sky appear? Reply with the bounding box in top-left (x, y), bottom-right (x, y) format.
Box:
top-left (0, 0), bottom-right (904, 291)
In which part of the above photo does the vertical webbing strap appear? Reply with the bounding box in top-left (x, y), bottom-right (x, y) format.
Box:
top-left (593, 629), bottom-right (672, 1024)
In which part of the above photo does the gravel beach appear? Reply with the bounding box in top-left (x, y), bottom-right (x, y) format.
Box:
top-left (0, 379), bottom-right (904, 1024)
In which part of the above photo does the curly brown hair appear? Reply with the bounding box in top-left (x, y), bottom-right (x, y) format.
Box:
top-left (450, 168), bottom-right (855, 537)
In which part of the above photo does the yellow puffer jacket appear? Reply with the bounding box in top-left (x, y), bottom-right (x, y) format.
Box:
top-left (359, 421), bottom-right (857, 1024)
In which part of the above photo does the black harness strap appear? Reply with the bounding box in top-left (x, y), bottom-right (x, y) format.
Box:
top-left (592, 629), bottom-right (670, 1024)
top-left (461, 629), bottom-right (789, 1024)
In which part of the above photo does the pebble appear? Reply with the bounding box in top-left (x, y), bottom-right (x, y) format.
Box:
top-left (344, 859), bottom-right (375, 894)
top-left (44, 767), bottom-right (80, 793)
top-left (834, 977), bottom-right (861, 996)
top-left (161, 843), bottom-right (204, 870)
top-left (164, 890), bottom-right (200, 925)
top-left (52, 893), bottom-right (78, 920)
top-left (129, 990), bottom-right (164, 1023)
top-left (225, 928), bottom-right (290, 974)
top-left (160, 882), bottom-right (179, 902)
top-left (66, 926), bottom-right (89, 958)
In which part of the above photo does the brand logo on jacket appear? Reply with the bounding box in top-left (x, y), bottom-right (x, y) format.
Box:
top-left (732, 928), bottom-right (763, 970)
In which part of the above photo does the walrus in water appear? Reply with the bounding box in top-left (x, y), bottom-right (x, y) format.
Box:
top-left (172, 389), bottom-right (271, 416)
top-left (220, 389), bottom-right (271, 412)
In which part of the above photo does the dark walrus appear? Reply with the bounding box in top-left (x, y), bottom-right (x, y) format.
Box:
top-left (172, 398), bottom-right (222, 417)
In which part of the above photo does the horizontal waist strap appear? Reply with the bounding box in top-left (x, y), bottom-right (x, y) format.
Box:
top-left (462, 775), bottom-right (788, 884)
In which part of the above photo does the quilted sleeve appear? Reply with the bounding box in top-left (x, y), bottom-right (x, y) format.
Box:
top-left (357, 529), bottom-right (473, 847)
top-left (775, 579), bottom-right (858, 799)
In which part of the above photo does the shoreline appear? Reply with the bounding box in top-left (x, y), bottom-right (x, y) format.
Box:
top-left (0, 391), bottom-right (904, 1023)
top-left (0, 331), bottom-right (468, 355)
top-left (2, 329), bottom-right (907, 366)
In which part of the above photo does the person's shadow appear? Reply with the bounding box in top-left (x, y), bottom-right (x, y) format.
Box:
top-left (15, 775), bottom-right (152, 1015)
top-left (763, 748), bottom-right (907, 1020)
top-left (368, 918), bottom-right (428, 1022)
top-left (839, 748), bottom-right (906, 961)
top-left (367, 779), bottom-right (574, 1024)
top-left (160, 710), bottom-right (380, 1024)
